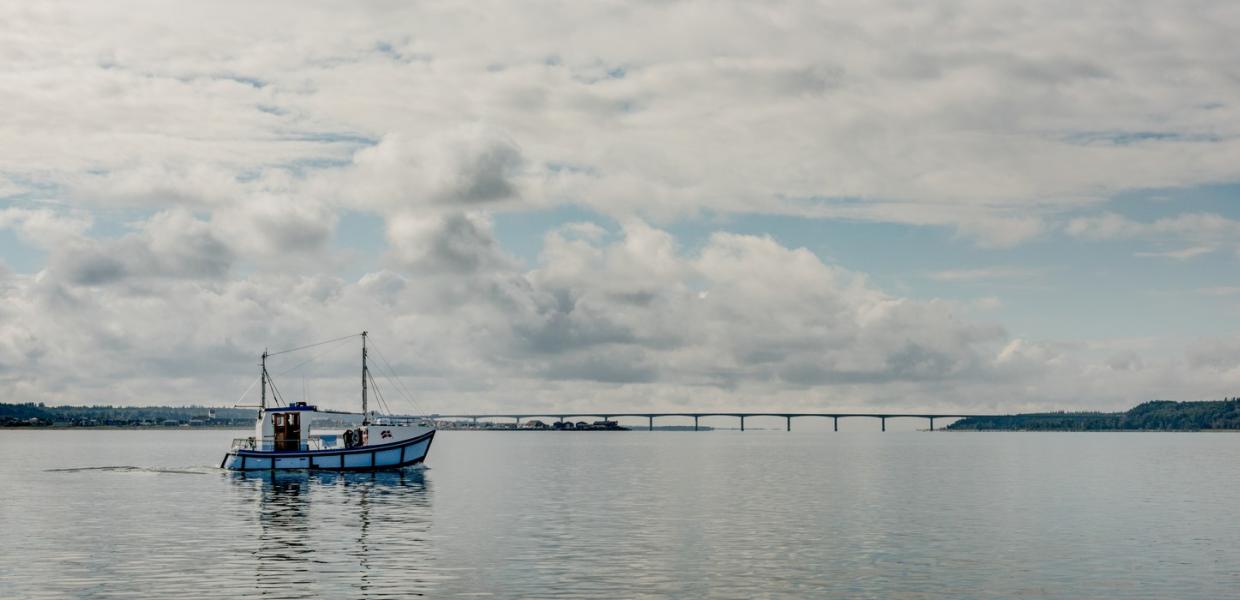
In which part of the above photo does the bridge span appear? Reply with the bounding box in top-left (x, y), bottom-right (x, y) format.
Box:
top-left (427, 412), bottom-right (996, 431)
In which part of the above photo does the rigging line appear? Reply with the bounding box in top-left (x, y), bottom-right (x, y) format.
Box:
top-left (369, 342), bottom-right (424, 414)
top-left (267, 333), bottom-right (361, 358)
top-left (235, 374), bottom-right (262, 405)
top-left (367, 370), bottom-right (393, 416)
top-left (373, 372), bottom-right (394, 416)
top-left (374, 372), bottom-right (395, 417)
top-left (274, 335), bottom-right (355, 376)
top-left (369, 348), bottom-right (414, 408)
top-left (372, 354), bottom-right (423, 416)
top-left (267, 374), bottom-right (286, 406)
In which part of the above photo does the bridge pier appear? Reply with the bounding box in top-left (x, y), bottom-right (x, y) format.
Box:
top-left (833, 416), bottom-right (838, 431)
top-left (881, 416), bottom-right (886, 432)
top-left (929, 417), bottom-right (934, 431)
top-left (472, 417), bottom-right (478, 426)
top-left (515, 416), bottom-right (521, 426)
top-left (740, 415), bottom-right (745, 431)
top-left (786, 416), bottom-right (791, 432)
top-left (648, 416), bottom-right (653, 431)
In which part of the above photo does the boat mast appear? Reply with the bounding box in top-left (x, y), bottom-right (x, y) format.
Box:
top-left (260, 349), bottom-right (269, 411)
top-left (361, 331), bottom-right (369, 426)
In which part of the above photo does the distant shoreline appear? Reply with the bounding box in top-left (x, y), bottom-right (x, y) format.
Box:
top-left (1, 425), bottom-right (253, 430)
top-left (947, 399), bottom-right (1240, 432)
top-left (942, 428), bottom-right (1240, 433)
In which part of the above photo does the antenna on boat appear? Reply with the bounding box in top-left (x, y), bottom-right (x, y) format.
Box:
top-left (361, 331), bottom-right (369, 426)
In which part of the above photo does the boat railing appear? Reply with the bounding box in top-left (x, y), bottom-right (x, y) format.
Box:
top-left (230, 435), bottom-right (347, 452)
top-left (306, 434), bottom-right (342, 451)
top-left (230, 437), bottom-right (258, 451)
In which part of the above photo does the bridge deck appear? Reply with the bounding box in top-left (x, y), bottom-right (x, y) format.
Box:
top-left (429, 412), bottom-right (992, 419)
top-left (418, 412), bottom-right (994, 431)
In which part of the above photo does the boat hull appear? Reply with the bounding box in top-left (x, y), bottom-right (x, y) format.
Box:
top-left (221, 429), bottom-right (435, 472)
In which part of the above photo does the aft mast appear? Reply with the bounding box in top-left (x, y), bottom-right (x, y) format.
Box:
top-left (361, 331), bottom-right (369, 425)
top-left (260, 349), bottom-right (269, 411)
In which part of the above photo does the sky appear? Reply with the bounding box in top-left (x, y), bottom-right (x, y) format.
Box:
top-left (2, 0), bottom-right (1239, 415)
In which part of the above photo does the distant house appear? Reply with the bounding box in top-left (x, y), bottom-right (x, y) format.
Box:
top-left (575, 421), bottom-right (590, 430)
top-left (524, 420), bottom-right (548, 429)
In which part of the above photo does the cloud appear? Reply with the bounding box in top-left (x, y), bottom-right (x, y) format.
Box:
top-left (1067, 212), bottom-right (1240, 258)
top-left (48, 209), bottom-right (233, 285)
top-left (0, 216), bottom-right (1011, 406)
top-left (1193, 286), bottom-right (1240, 297)
top-left (4, 1), bottom-right (1240, 243)
top-left (954, 216), bottom-right (1046, 248)
top-left (926, 267), bottom-right (1041, 282)
top-left (4, 1), bottom-right (1240, 412)
top-left (1185, 337), bottom-right (1240, 372)
top-left (323, 128), bottom-right (525, 212)
top-left (1133, 246), bottom-right (1216, 260)
top-left (1067, 212), bottom-right (1240, 241)
top-left (0, 208), bottom-right (93, 246)
top-left (385, 211), bottom-right (519, 275)
top-left (4, 211), bottom-right (1239, 411)
top-left (212, 194), bottom-right (336, 264)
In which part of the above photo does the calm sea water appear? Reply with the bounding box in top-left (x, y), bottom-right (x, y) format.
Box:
top-left (1, 429), bottom-right (1238, 599)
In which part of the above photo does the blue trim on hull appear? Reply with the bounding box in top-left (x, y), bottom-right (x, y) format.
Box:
top-left (221, 430), bottom-right (435, 471)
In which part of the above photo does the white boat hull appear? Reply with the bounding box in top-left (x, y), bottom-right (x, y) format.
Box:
top-left (221, 429), bottom-right (435, 471)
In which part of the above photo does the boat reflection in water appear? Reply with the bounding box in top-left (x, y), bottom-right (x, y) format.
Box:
top-left (228, 470), bottom-right (438, 597)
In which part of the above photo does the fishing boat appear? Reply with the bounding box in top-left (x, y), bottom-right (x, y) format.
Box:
top-left (220, 331), bottom-right (435, 471)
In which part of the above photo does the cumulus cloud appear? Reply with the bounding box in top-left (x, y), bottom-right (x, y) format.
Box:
top-left (0, 216), bottom-right (1007, 406)
top-left (385, 211), bottom-right (518, 275)
top-left (212, 195), bottom-right (336, 265)
top-left (3, 211), bottom-right (1238, 411)
top-left (3, 0), bottom-right (1240, 412)
top-left (47, 209), bottom-right (232, 285)
top-left (0, 208), bottom-right (93, 246)
top-left (325, 128), bottom-right (526, 212)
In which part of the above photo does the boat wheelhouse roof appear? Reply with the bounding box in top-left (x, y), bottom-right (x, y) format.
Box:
top-left (271, 402), bottom-right (318, 412)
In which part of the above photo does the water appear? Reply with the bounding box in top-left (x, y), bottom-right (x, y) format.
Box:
top-left (2, 430), bottom-right (1238, 599)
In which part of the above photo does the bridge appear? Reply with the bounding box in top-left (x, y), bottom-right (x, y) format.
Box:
top-left (427, 412), bottom-right (995, 432)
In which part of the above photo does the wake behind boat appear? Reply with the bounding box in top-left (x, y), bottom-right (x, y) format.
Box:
top-left (220, 331), bottom-right (435, 471)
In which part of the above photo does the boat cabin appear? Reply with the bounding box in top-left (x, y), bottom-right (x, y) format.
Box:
top-left (257, 402), bottom-right (318, 452)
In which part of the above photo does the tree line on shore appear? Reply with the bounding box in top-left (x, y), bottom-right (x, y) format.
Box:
top-left (0, 403), bottom-right (258, 427)
top-left (947, 399), bottom-right (1240, 431)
